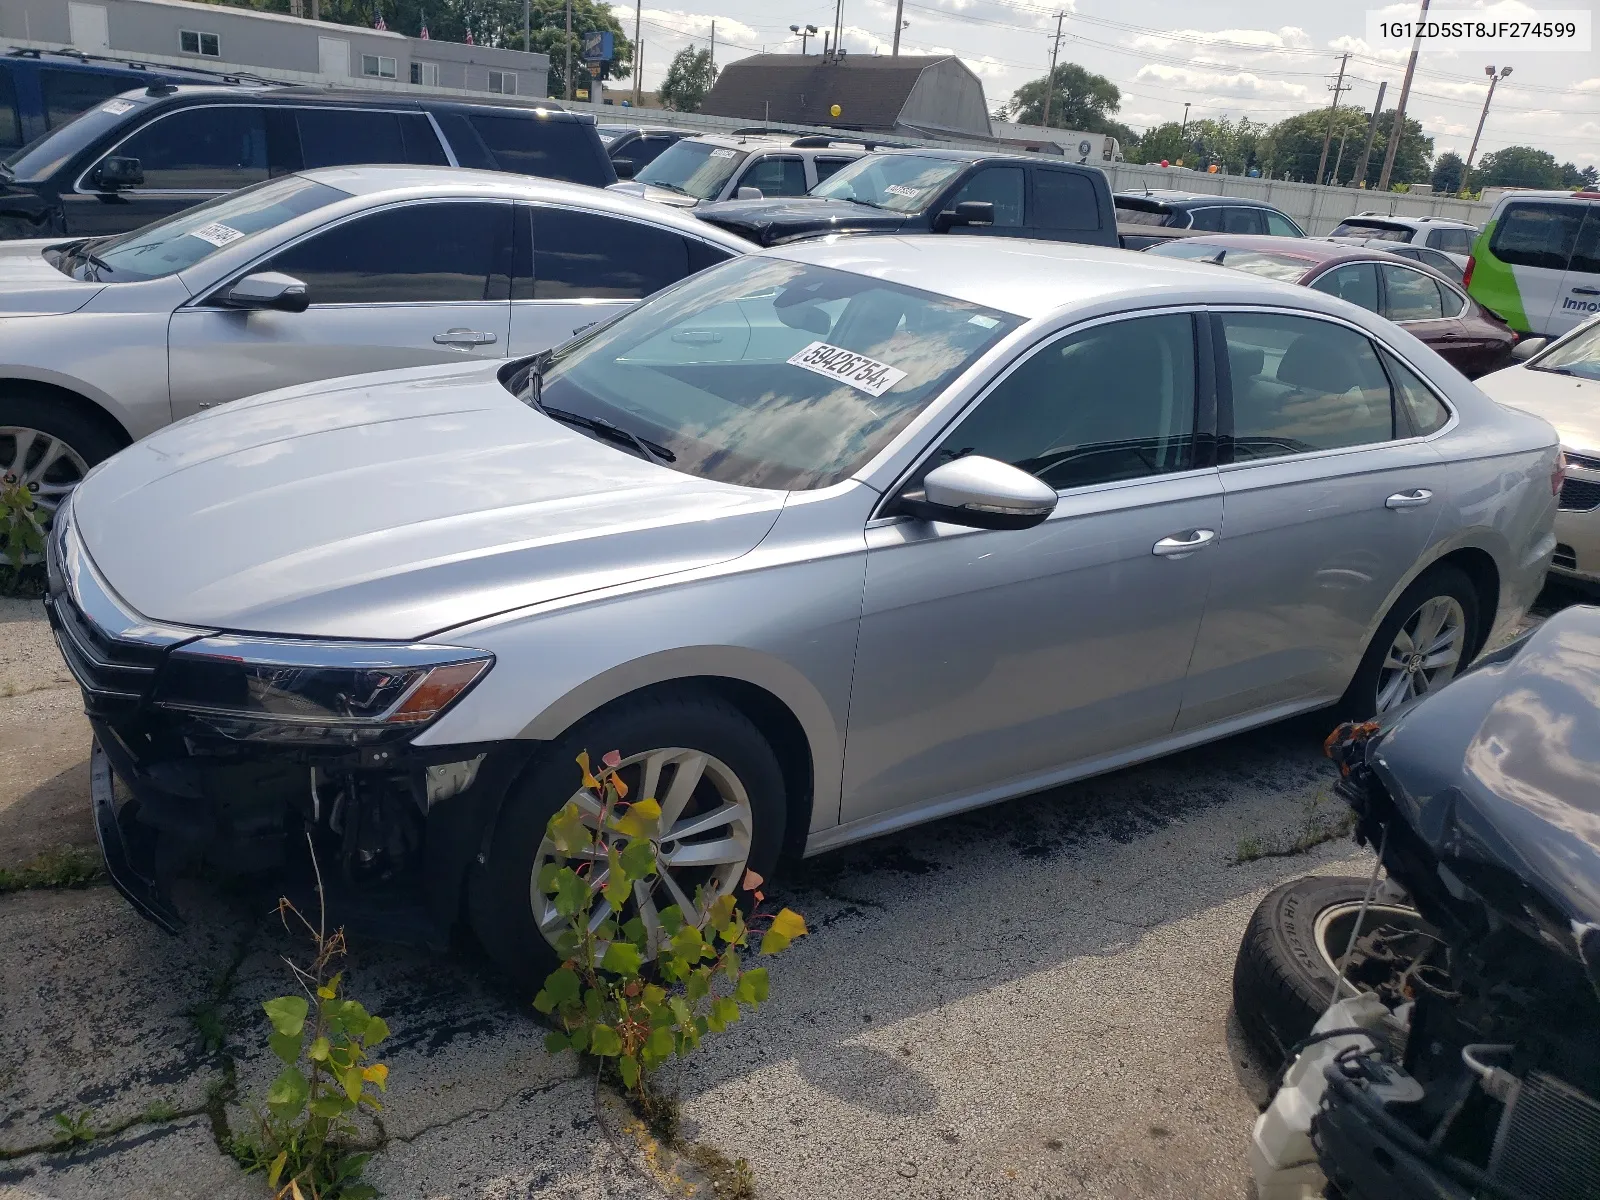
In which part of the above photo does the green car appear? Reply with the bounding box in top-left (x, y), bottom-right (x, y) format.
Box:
top-left (1467, 189), bottom-right (1600, 338)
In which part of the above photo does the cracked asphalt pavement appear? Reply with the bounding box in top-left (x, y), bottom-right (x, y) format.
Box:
top-left (0, 595), bottom-right (1463, 1198)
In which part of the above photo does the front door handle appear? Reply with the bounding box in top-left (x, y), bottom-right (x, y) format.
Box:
top-left (1152, 529), bottom-right (1217, 558)
top-left (433, 328), bottom-right (498, 347)
top-left (1573, 286), bottom-right (1600, 297)
top-left (1386, 488), bottom-right (1433, 509)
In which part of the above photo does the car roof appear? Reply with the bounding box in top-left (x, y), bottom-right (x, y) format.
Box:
top-left (1115, 190), bottom-right (1278, 208)
top-left (1338, 213), bottom-right (1476, 229)
top-left (295, 165), bottom-right (748, 249)
top-left (135, 84), bottom-right (590, 118)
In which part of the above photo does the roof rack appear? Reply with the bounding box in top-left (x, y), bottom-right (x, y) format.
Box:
top-left (5, 44), bottom-right (279, 87)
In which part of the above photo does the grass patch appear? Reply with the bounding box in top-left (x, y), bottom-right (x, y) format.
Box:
top-left (1235, 792), bottom-right (1357, 865)
top-left (0, 846), bottom-right (105, 893)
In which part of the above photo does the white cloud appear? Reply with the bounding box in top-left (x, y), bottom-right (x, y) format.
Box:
top-left (1134, 63), bottom-right (1315, 102)
top-left (1131, 26), bottom-right (1313, 53)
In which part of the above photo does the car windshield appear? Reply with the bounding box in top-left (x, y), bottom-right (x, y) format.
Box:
top-left (810, 154), bottom-right (966, 213)
top-left (1145, 241), bottom-right (1313, 283)
top-left (635, 139), bottom-right (749, 199)
top-left (2, 95), bottom-right (149, 182)
top-left (517, 256), bottom-right (1021, 490)
top-left (52, 175), bottom-right (347, 283)
top-left (1531, 320), bottom-right (1600, 382)
top-left (596, 125), bottom-right (627, 145)
top-left (1330, 221), bottom-right (1409, 242)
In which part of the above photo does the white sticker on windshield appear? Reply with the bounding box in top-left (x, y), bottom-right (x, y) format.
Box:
top-left (187, 222), bottom-right (246, 248)
top-left (100, 99), bottom-right (136, 115)
top-left (709, 147), bottom-right (737, 159)
top-left (787, 341), bottom-right (908, 397)
top-left (884, 183), bottom-right (921, 198)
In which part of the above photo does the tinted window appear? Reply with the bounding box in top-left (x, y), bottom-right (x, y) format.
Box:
top-left (295, 109), bottom-right (405, 169)
top-left (1264, 210), bottom-right (1303, 237)
top-left (534, 207), bottom-right (688, 299)
top-left (1437, 280), bottom-right (1466, 317)
top-left (1113, 202), bottom-right (1171, 227)
top-left (41, 69), bottom-right (138, 131)
top-left (626, 135), bottom-right (678, 170)
top-left (1330, 221), bottom-right (1409, 242)
top-left (737, 156), bottom-right (806, 197)
top-left (469, 112), bottom-right (607, 185)
top-left (0, 67), bottom-right (19, 151)
top-left (1221, 313), bottom-right (1395, 460)
top-left (932, 313), bottom-right (1195, 490)
top-left (686, 238), bottom-right (735, 273)
top-left (1309, 262), bottom-right (1380, 312)
top-left (1491, 203), bottom-right (1583, 271)
top-left (109, 105), bottom-right (268, 189)
top-left (813, 156), bottom-right (852, 183)
top-left (949, 166), bottom-right (1024, 227)
top-left (1572, 209), bottom-right (1600, 276)
top-left (1222, 206), bottom-right (1264, 234)
top-left (1427, 227), bottom-right (1473, 255)
top-left (1187, 207), bottom-right (1226, 232)
top-left (1382, 349), bottom-right (1451, 436)
top-left (1382, 264), bottom-right (1444, 321)
top-left (267, 202), bottom-right (508, 304)
top-left (434, 111), bottom-right (495, 169)
top-left (1033, 169), bottom-right (1100, 230)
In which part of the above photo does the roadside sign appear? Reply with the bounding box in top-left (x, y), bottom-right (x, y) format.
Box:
top-left (582, 30), bottom-right (613, 63)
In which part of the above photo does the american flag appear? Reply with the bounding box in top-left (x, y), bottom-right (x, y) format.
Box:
top-left (373, 9), bottom-right (385, 29)
top-left (419, 21), bottom-right (429, 39)
top-left (465, 28), bottom-right (474, 44)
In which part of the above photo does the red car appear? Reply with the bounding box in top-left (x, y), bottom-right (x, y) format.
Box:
top-left (1144, 234), bottom-right (1517, 378)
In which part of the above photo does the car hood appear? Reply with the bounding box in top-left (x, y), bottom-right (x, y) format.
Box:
top-left (1476, 365), bottom-right (1600, 455)
top-left (0, 238), bottom-right (106, 316)
top-left (71, 362), bottom-right (786, 641)
top-left (1365, 605), bottom-right (1600, 932)
top-left (694, 198), bottom-right (907, 246)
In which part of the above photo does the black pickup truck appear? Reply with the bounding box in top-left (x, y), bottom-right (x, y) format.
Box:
top-left (692, 147), bottom-right (1119, 248)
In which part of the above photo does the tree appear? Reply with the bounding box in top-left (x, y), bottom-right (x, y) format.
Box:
top-left (1257, 107), bottom-right (1431, 186)
top-left (1130, 117), bottom-right (1265, 173)
top-left (657, 46), bottom-right (717, 114)
top-left (1003, 63), bottom-right (1122, 131)
top-left (1560, 162), bottom-right (1598, 190)
top-left (1475, 145), bottom-right (1564, 190)
top-left (1431, 151), bottom-right (1465, 195)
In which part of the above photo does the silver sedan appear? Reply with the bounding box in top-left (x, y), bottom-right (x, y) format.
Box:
top-left (51, 237), bottom-right (1558, 985)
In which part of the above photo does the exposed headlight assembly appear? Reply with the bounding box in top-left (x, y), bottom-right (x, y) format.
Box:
top-left (152, 635), bottom-right (493, 745)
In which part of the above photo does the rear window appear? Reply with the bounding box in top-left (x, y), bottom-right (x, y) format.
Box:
top-left (1145, 240), bottom-right (1314, 283)
top-left (1329, 220), bottom-right (1411, 241)
top-left (1034, 169), bottom-right (1101, 230)
top-left (1427, 226), bottom-right (1474, 255)
top-left (1114, 202), bottom-right (1174, 227)
top-left (468, 112), bottom-right (609, 185)
top-left (1489, 202), bottom-right (1584, 271)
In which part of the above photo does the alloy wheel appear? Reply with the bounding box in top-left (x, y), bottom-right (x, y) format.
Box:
top-left (528, 746), bottom-right (755, 955)
top-left (1, 425), bottom-right (89, 533)
top-left (1375, 595), bottom-right (1466, 712)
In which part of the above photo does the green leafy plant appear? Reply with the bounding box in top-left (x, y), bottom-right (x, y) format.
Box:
top-left (50, 1111), bottom-right (95, 1149)
top-left (535, 750), bottom-right (807, 1109)
top-left (0, 471), bottom-right (45, 569)
top-left (234, 851), bottom-right (389, 1200)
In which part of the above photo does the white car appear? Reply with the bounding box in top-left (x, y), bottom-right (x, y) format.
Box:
top-left (607, 132), bottom-right (869, 208)
top-left (1477, 314), bottom-right (1600, 584)
top-left (0, 166), bottom-right (746, 522)
top-left (1326, 213), bottom-right (1478, 272)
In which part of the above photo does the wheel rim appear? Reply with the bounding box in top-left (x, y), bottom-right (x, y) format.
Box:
top-left (1375, 594), bottom-right (1466, 713)
top-left (1, 425), bottom-right (89, 533)
top-left (528, 746), bottom-right (755, 955)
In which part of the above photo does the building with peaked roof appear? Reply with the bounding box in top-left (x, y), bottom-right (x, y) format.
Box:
top-left (700, 52), bottom-right (989, 140)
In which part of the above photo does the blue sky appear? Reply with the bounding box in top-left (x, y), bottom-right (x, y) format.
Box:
top-left (610, 0), bottom-right (1600, 167)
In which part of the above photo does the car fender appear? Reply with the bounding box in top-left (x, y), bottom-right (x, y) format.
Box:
top-left (0, 361), bottom-right (143, 443)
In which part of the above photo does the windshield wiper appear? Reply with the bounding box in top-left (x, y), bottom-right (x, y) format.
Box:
top-left (517, 350), bottom-right (676, 464)
top-left (647, 179), bottom-right (693, 196)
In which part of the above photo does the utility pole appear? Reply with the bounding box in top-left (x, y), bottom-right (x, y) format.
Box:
top-left (1180, 101), bottom-right (1190, 137)
top-left (709, 19), bottom-right (715, 68)
top-left (823, 29), bottom-right (830, 58)
top-left (1377, 0), bottom-right (1429, 193)
top-left (832, 0), bottom-right (843, 59)
top-left (1041, 12), bottom-right (1065, 129)
top-left (1351, 81), bottom-right (1386, 189)
top-left (1330, 127), bottom-right (1350, 186)
top-left (1315, 52), bottom-right (1351, 186)
top-left (1462, 66), bottom-right (1511, 194)
top-left (564, 0), bottom-right (573, 101)
top-left (523, 0), bottom-right (530, 53)
top-left (892, 0), bottom-right (905, 56)
top-left (633, 0), bottom-right (642, 105)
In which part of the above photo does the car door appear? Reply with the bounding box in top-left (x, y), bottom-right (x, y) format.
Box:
top-left (842, 310), bottom-right (1224, 823)
top-left (1307, 261), bottom-right (1381, 317)
top-left (939, 165), bottom-right (1028, 237)
top-left (1553, 206), bottom-right (1600, 336)
top-left (1482, 199), bottom-right (1585, 336)
top-left (505, 204), bottom-right (735, 356)
top-left (733, 154), bottom-right (807, 199)
top-left (1378, 261), bottom-right (1465, 368)
top-left (167, 198), bottom-right (513, 419)
top-left (1176, 310), bottom-right (1451, 730)
top-left (63, 104), bottom-right (274, 236)
top-left (1029, 165), bottom-right (1107, 244)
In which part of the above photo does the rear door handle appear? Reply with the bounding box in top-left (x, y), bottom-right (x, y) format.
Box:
top-left (1152, 529), bottom-right (1217, 557)
top-left (433, 328), bottom-right (498, 347)
top-left (1386, 488), bottom-right (1433, 509)
top-left (1573, 286), bottom-right (1600, 297)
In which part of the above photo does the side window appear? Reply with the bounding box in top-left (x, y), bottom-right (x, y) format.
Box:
top-left (1264, 210), bottom-right (1302, 237)
top-left (468, 113), bottom-right (608, 186)
top-left (1032, 168), bottom-right (1101, 230)
top-left (1222, 207), bottom-right (1264, 234)
top-left (533, 207), bottom-right (689, 299)
top-left (265, 202), bottom-right (509, 305)
top-left (1309, 262), bottom-right (1380, 313)
top-left (1187, 207), bottom-right (1226, 232)
top-left (1437, 281), bottom-right (1466, 317)
top-left (42, 69), bottom-right (138, 131)
top-left (930, 313), bottom-right (1196, 491)
top-left (1427, 227), bottom-right (1472, 255)
top-left (949, 166), bottom-right (1025, 227)
top-left (1490, 203), bottom-right (1583, 271)
top-left (1221, 312), bottom-right (1395, 461)
top-left (107, 106), bottom-right (268, 190)
top-left (399, 113), bottom-right (449, 165)
top-left (737, 156), bottom-right (806, 197)
top-left (0, 67), bottom-right (20, 150)
top-left (295, 109), bottom-right (407, 169)
top-left (685, 238), bottom-right (735, 273)
top-left (434, 112), bottom-right (495, 170)
top-left (1572, 209), bottom-right (1600, 275)
top-left (628, 136), bottom-right (677, 171)
top-left (1382, 349), bottom-right (1451, 436)
top-left (813, 157), bottom-right (852, 183)
top-left (1381, 264), bottom-right (1445, 322)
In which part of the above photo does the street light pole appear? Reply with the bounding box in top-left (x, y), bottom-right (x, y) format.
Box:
top-left (1377, 0), bottom-right (1430, 193)
top-left (1461, 66), bottom-right (1510, 195)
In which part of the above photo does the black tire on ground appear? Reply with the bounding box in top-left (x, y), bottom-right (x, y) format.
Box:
top-left (1232, 876), bottom-right (1382, 1066)
top-left (467, 688), bottom-right (787, 994)
top-left (0, 391), bottom-right (126, 473)
top-left (1336, 562), bottom-right (1480, 720)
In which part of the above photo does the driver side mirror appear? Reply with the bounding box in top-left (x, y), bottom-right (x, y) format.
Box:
top-left (933, 200), bottom-right (994, 233)
top-left (897, 455), bottom-right (1057, 531)
top-left (1512, 337), bottom-right (1548, 362)
top-left (222, 271), bottom-right (310, 313)
top-left (612, 159), bottom-right (635, 179)
top-left (737, 186), bottom-right (765, 201)
top-left (93, 156), bottom-right (144, 191)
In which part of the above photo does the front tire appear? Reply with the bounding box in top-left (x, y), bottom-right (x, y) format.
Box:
top-left (1338, 563), bottom-right (1479, 719)
top-left (468, 689), bottom-right (787, 993)
top-left (1, 393), bottom-right (124, 541)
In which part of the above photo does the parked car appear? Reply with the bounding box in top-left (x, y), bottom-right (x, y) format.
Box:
top-left (1114, 189), bottom-right (1306, 250)
top-left (1466, 188), bottom-right (1600, 340)
top-left (0, 84), bottom-right (616, 240)
top-left (1326, 212), bottom-right (1478, 271)
top-left (1320, 235), bottom-right (1466, 284)
top-left (595, 123), bottom-right (687, 177)
top-left (1476, 314), bottom-right (1600, 585)
top-left (607, 131), bottom-right (869, 207)
top-left (693, 148), bottom-right (1117, 248)
top-left (1146, 234), bottom-right (1516, 378)
top-left (1242, 605), bottom-right (1600, 1199)
top-left (49, 237), bottom-right (1556, 983)
top-left (0, 46), bottom-right (273, 155)
top-left (0, 165), bottom-right (745, 517)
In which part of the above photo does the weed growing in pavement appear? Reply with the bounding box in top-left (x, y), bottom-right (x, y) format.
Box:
top-left (0, 846), bottom-right (105, 893)
top-left (49, 1111), bottom-right (95, 1149)
top-left (0, 472), bottom-right (45, 568)
top-left (536, 750), bottom-right (807, 1120)
top-left (232, 844), bottom-right (390, 1200)
top-left (1234, 791), bottom-right (1357, 864)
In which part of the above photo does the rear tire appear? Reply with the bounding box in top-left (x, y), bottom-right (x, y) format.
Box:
top-left (1337, 563), bottom-right (1479, 719)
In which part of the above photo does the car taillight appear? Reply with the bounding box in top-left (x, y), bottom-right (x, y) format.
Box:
top-left (1553, 449), bottom-right (1568, 497)
top-left (1463, 255), bottom-right (1475, 288)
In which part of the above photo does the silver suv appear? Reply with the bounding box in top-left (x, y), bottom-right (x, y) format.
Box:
top-left (1327, 213), bottom-right (1478, 270)
top-left (607, 131), bottom-right (872, 207)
